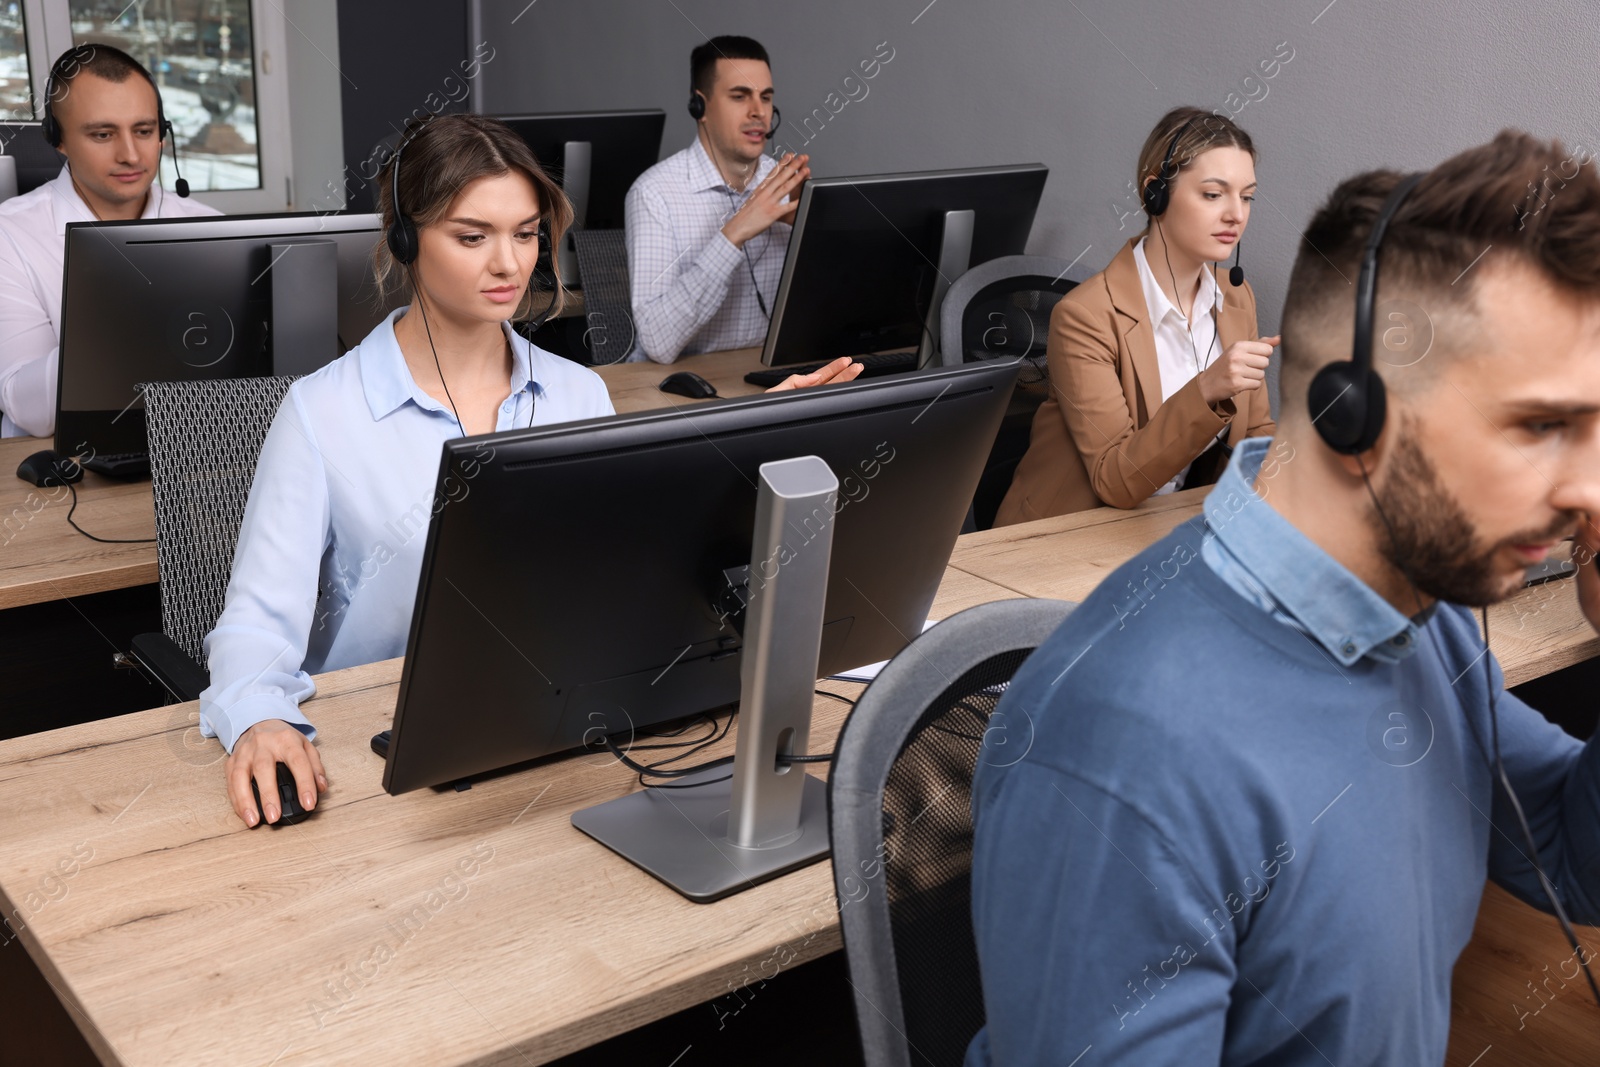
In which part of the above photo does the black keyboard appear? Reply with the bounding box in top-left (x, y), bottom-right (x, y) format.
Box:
top-left (743, 351), bottom-right (919, 388)
top-left (80, 452), bottom-right (151, 479)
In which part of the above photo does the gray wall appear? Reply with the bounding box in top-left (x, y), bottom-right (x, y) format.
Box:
top-left (476, 0), bottom-right (1600, 336)
top-left (285, 0), bottom-right (346, 211)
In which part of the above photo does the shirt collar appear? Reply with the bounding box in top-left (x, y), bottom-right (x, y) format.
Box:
top-left (360, 307), bottom-right (541, 422)
top-left (685, 136), bottom-right (773, 195)
top-left (1204, 437), bottom-right (1424, 666)
top-left (1132, 235), bottom-right (1224, 326)
top-left (49, 163), bottom-right (167, 234)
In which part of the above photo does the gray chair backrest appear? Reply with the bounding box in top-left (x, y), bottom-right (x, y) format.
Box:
top-left (937, 254), bottom-right (1092, 368)
top-left (829, 597), bottom-right (1076, 1067)
top-left (572, 228), bottom-right (633, 365)
top-left (142, 376), bottom-right (299, 664)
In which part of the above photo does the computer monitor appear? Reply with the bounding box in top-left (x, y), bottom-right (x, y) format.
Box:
top-left (55, 212), bottom-right (397, 458)
top-left (760, 164), bottom-right (1049, 368)
top-left (0, 122), bottom-right (67, 195)
top-left (381, 360), bottom-right (1020, 797)
top-left (495, 109), bottom-right (666, 231)
top-left (494, 109), bottom-right (666, 284)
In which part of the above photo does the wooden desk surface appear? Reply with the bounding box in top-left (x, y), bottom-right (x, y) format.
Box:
top-left (0, 349), bottom-right (756, 611)
top-left (949, 490), bottom-right (1600, 689)
top-left (593, 346), bottom-right (768, 414)
top-left (5, 427), bottom-right (1599, 1063)
top-left (0, 436), bottom-right (157, 610)
top-left (0, 566), bottom-right (1019, 1067)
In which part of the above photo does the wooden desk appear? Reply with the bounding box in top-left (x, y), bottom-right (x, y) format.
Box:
top-left (0, 349), bottom-right (752, 612)
top-left (3, 462), bottom-right (1598, 1064)
top-left (949, 489), bottom-right (1600, 689)
top-left (0, 436), bottom-right (157, 610)
top-left (0, 566), bottom-right (1019, 1067)
top-left (593, 346), bottom-right (768, 413)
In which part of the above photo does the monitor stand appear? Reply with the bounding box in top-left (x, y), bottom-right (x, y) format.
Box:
top-left (571, 455), bottom-right (839, 903)
top-left (268, 238), bottom-right (339, 376)
top-left (556, 139), bottom-right (591, 289)
top-left (916, 207), bottom-right (975, 368)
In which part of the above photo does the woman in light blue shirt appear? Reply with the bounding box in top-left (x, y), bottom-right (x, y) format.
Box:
top-left (201, 114), bottom-right (859, 827)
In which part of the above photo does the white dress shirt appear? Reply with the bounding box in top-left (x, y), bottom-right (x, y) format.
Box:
top-left (199, 308), bottom-right (615, 751)
top-left (0, 165), bottom-right (220, 437)
top-left (1132, 236), bottom-right (1226, 495)
top-left (624, 138), bottom-right (788, 363)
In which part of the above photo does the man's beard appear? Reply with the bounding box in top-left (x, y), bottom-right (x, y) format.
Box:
top-left (1369, 434), bottom-right (1576, 607)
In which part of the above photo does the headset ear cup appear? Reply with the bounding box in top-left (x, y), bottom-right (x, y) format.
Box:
top-left (387, 215), bottom-right (419, 266)
top-left (687, 93), bottom-right (705, 121)
top-left (1309, 361), bottom-right (1387, 454)
top-left (1142, 176), bottom-right (1169, 218)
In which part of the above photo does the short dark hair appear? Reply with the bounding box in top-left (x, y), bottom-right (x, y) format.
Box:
top-left (690, 36), bottom-right (771, 98)
top-left (49, 43), bottom-right (154, 104)
top-left (1278, 130), bottom-right (1600, 420)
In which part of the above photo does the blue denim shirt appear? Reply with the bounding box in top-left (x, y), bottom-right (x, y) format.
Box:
top-left (1200, 436), bottom-right (1425, 666)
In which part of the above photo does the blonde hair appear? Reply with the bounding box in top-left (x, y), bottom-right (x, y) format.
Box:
top-left (1134, 107), bottom-right (1257, 230)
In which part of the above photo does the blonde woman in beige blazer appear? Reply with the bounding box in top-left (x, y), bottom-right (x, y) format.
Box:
top-left (997, 108), bottom-right (1278, 525)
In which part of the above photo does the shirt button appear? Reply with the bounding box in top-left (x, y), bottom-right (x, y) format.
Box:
top-left (1392, 634), bottom-right (1409, 647)
top-left (1341, 642), bottom-right (1356, 655)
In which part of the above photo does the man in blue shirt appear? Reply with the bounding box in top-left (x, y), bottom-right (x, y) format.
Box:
top-left (968, 130), bottom-right (1600, 1065)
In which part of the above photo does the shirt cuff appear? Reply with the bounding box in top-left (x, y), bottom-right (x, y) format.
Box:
top-left (199, 692), bottom-right (318, 753)
top-left (698, 230), bottom-right (746, 280)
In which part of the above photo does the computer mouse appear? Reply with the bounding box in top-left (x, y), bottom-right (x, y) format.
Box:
top-left (659, 371), bottom-right (718, 399)
top-left (250, 762), bottom-right (312, 826)
top-left (15, 449), bottom-right (83, 488)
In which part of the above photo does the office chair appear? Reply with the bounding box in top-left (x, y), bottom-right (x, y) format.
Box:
top-left (937, 255), bottom-right (1089, 531)
top-left (126, 376), bottom-right (299, 702)
top-left (571, 228), bottom-right (633, 366)
top-left (828, 597), bottom-right (1076, 1067)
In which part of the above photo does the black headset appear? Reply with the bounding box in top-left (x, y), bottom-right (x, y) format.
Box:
top-left (384, 132), bottom-right (421, 266)
top-left (1143, 115), bottom-right (1246, 287)
top-left (688, 89), bottom-right (781, 140)
top-left (43, 44), bottom-right (188, 197)
top-left (1140, 117), bottom-right (1196, 219)
top-left (384, 125), bottom-right (558, 331)
top-left (1307, 172), bottom-right (1423, 455)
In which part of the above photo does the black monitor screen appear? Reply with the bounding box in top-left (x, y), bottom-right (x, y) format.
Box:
top-left (764, 164), bottom-right (1048, 366)
top-left (494, 110), bottom-right (666, 231)
top-left (56, 212), bottom-right (396, 457)
top-left (0, 122), bottom-right (65, 194)
top-left (382, 361), bottom-right (1020, 794)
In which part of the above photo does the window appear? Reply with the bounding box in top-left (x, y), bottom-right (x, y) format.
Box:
top-left (0, 3), bottom-right (34, 121)
top-left (22, 0), bottom-right (291, 211)
top-left (69, 0), bottom-right (262, 192)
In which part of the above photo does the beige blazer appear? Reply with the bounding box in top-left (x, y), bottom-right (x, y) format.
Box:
top-left (995, 237), bottom-right (1276, 525)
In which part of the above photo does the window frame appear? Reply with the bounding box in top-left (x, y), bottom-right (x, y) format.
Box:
top-left (22, 0), bottom-right (293, 212)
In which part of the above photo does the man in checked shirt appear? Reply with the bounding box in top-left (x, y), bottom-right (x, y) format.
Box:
top-left (624, 35), bottom-right (809, 364)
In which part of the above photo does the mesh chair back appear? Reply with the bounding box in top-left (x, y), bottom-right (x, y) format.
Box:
top-left (142, 376), bottom-right (298, 664)
top-left (829, 598), bottom-right (1076, 1067)
top-left (572, 228), bottom-right (634, 365)
top-left (937, 255), bottom-right (1091, 368)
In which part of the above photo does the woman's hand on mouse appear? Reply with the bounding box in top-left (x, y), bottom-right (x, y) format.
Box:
top-left (228, 718), bottom-right (327, 826)
top-left (766, 356), bottom-right (865, 392)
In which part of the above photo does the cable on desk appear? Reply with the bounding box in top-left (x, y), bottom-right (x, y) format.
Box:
top-left (602, 704), bottom-right (837, 787)
top-left (65, 483), bottom-right (156, 544)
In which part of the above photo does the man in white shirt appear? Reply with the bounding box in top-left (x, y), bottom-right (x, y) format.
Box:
top-left (625, 36), bottom-right (809, 363)
top-left (0, 44), bottom-right (219, 438)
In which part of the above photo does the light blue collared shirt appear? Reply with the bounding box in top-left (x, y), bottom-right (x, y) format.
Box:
top-left (199, 308), bottom-right (615, 751)
top-left (1200, 435), bottom-right (1425, 666)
